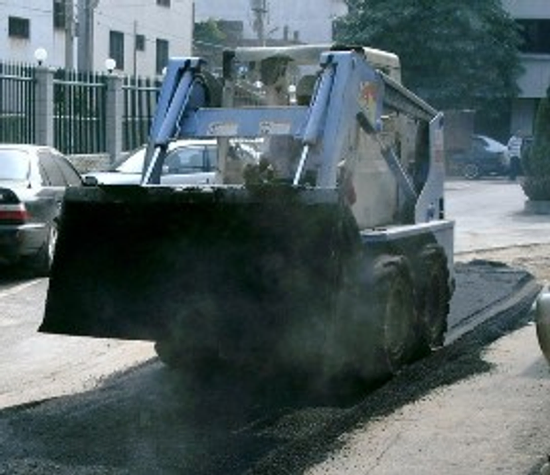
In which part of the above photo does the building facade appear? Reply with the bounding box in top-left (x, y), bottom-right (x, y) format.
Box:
top-left (0, 0), bottom-right (193, 77)
top-left (502, 0), bottom-right (550, 135)
top-left (194, 0), bottom-right (348, 45)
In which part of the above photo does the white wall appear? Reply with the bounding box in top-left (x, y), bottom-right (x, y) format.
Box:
top-left (93, 0), bottom-right (193, 76)
top-left (0, 0), bottom-right (193, 76)
top-left (502, 0), bottom-right (550, 18)
top-left (194, 0), bottom-right (347, 44)
top-left (0, 0), bottom-right (65, 66)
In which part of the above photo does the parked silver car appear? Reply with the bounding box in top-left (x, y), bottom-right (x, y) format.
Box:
top-left (0, 144), bottom-right (83, 275)
top-left (85, 139), bottom-right (261, 185)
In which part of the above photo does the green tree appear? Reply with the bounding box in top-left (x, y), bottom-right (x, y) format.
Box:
top-left (193, 19), bottom-right (227, 67)
top-left (335, 0), bottom-right (523, 135)
top-left (521, 87), bottom-right (550, 200)
top-left (194, 19), bottom-right (227, 49)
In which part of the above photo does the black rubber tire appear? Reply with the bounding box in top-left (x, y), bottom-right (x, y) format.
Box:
top-left (535, 292), bottom-right (550, 365)
top-left (154, 339), bottom-right (184, 368)
top-left (373, 255), bottom-right (417, 374)
top-left (32, 221), bottom-right (58, 276)
top-left (414, 244), bottom-right (450, 355)
top-left (463, 162), bottom-right (481, 180)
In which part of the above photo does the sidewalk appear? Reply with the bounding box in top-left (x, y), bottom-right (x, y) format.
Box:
top-left (305, 261), bottom-right (550, 475)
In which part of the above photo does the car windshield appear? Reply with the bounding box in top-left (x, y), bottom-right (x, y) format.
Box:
top-left (115, 148), bottom-right (146, 174)
top-left (114, 143), bottom-right (219, 175)
top-left (0, 149), bottom-right (30, 181)
top-left (477, 136), bottom-right (505, 151)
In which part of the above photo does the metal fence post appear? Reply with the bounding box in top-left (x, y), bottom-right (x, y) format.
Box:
top-left (35, 66), bottom-right (55, 146)
top-left (105, 73), bottom-right (123, 163)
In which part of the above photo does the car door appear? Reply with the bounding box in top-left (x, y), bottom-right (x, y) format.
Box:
top-left (51, 151), bottom-right (82, 187)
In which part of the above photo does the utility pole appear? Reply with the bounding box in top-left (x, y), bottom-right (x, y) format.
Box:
top-left (133, 20), bottom-right (138, 77)
top-left (65, 0), bottom-right (75, 70)
top-left (251, 0), bottom-right (268, 46)
top-left (77, 0), bottom-right (97, 72)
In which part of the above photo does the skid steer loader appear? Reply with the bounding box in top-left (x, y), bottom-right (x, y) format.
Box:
top-left (41, 45), bottom-right (454, 385)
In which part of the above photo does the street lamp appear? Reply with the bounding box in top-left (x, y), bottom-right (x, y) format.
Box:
top-left (105, 58), bottom-right (116, 73)
top-left (34, 47), bottom-right (48, 66)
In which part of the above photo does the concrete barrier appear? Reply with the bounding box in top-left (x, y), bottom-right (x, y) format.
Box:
top-left (69, 153), bottom-right (112, 174)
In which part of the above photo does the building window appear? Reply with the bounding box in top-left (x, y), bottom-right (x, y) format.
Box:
top-left (517, 19), bottom-right (550, 54)
top-left (9, 17), bottom-right (30, 39)
top-left (156, 39), bottom-right (169, 74)
top-left (109, 30), bottom-right (125, 71)
top-left (135, 34), bottom-right (146, 52)
top-left (157, 0), bottom-right (171, 6)
top-left (53, 0), bottom-right (66, 29)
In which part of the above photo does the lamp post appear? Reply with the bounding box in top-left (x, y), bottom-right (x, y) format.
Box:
top-left (105, 58), bottom-right (116, 74)
top-left (34, 47), bottom-right (48, 66)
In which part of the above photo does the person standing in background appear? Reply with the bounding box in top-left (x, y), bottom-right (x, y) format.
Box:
top-left (507, 130), bottom-right (523, 181)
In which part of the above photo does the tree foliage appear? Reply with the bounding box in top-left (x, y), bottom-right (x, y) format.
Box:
top-left (335, 0), bottom-right (523, 118)
top-left (194, 19), bottom-right (227, 50)
top-left (193, 19), bottom-right (227, 69)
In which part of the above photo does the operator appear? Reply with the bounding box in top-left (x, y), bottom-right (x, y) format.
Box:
top-left (507, 129), bottom-right (523, 181)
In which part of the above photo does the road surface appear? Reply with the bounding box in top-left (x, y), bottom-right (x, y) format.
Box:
top-left (0, 179), bottom-right (547, 474)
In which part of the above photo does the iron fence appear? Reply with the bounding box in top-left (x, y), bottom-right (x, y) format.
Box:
top-left (0, 60), bottom-right (162, 158)
top-left (123, 76), bottom-right (160, 152)
top-left (0, 62), bottom-right (35, 144)
top-left (53, 69), bottom-right (107, 155)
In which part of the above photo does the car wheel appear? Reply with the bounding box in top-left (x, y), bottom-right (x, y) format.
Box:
top-left (33, 221), bottom-right (58, 276)
top-left (463, 163), bottom-right (481, 180)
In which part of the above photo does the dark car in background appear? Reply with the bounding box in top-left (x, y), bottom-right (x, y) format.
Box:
top-left (449, 134), bottom-right (510, 180)
top-left (0, 144), bottom-right (82, 275)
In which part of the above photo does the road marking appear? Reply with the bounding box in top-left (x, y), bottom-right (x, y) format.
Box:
top-left (0, 279), bottom-right (43, 300)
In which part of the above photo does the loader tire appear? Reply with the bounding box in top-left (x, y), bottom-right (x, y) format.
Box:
top-left (414, 244), bottom-right (450, 356)
top-left (374, 255), bottom-right (417, 374)
top-left (154, 339), bottom-right (184, 369)
top-left (535, 291), bottom-right (550, 365)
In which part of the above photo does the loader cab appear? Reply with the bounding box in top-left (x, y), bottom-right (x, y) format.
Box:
top-left (361, 46), bottom-right (402, 83)
top-left (217, 44), bottom-right (405, 190)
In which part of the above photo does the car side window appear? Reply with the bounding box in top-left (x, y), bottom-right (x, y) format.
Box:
top-left (52, 153), bottom-right (82, 186)
top-left (164, 147), bottom-right (206, 174)
top-left (38, 151), bottom-right (66, 186)
top-left (205, 146), bottom-right (218, 170)
top-left (472, 138), bottom-right (484, 154)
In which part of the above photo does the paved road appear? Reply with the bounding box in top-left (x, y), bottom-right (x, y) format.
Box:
top-left (446, 179), bottom-right (550, 253)
top-left (0, 178), bottom-right (545, 474)
top-left (304, 179), bottom-right (550, 475)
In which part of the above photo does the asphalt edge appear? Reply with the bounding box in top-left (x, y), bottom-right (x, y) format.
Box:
top-left (247, 269), bottom-right (543, 475)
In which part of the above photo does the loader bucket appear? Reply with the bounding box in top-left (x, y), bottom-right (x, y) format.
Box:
top-left (41, 184), bottom-right (360, 356)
